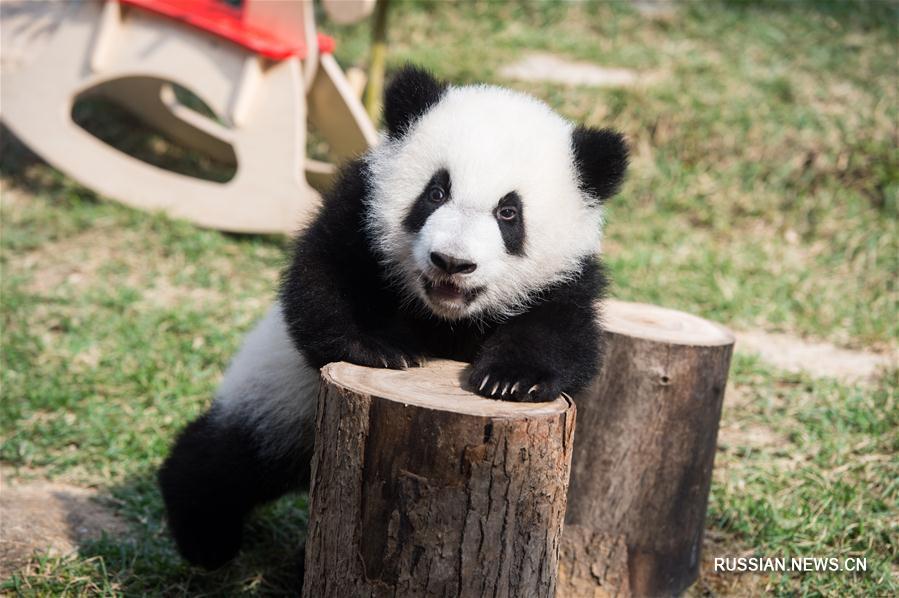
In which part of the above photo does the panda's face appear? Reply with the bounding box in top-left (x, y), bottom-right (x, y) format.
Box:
top-left (366, 71), bottom-right (627, 321)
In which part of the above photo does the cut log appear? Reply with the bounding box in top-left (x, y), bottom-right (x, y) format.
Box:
top-left (303, 360), bottom-right (577, 598)
top-left (558, 300), bottom-right (735, 598)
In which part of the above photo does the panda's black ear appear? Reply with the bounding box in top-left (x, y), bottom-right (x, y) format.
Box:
top-left (571, 126), bottom-right (629, 203)
top-left (384, 65), bottom-right (446, 139)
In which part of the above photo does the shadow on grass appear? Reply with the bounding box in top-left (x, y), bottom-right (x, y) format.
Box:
top-left (1, 468), bottom-right (309, 596)
top-left (0, 125), bottom-right (101, 202)
top-left (94, 469), bottom-right (307, 596)
top-left (710, 0), bottom-right (899, 30)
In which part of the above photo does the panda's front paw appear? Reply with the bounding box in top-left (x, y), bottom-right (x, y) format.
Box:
top-left (345, 336), bottom-right (423, 370)
top-left (468, 361), bottom-right (562, 403)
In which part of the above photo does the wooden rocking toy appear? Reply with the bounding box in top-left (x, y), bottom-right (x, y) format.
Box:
top-left (0, 0), bottom-right (378, 233)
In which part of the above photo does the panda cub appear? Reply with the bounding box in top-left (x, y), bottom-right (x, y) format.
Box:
top-left (158, 66), bottom-right (628, 569)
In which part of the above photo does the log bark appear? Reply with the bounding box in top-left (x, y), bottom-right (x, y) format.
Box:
top-left (303, 359), bottom-right (577, 598)
top-left (558, 301), bottom-right (735, 598)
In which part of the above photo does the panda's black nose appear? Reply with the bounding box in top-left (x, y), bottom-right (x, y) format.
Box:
top-left (430, 252), bottom-right (477, 275)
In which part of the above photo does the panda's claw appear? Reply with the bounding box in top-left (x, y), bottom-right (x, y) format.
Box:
top-left (469, 361), bottom-right (564, 402)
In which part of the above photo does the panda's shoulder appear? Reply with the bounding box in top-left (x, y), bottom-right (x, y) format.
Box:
top-left (318, 158), bottom-right (372, 219)
top-left (546, 257), bottom-right (608, 305)
top-left (298, 158), bottom-right (373, 251)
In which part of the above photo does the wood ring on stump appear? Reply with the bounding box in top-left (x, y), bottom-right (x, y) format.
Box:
top-left (558, 300), bottom-right (735, 598)
top-left (303, 360), bottom-right (577, 598)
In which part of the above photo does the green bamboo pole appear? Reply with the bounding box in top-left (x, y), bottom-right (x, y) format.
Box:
top-left (364, 0), bottom-right (390, 122)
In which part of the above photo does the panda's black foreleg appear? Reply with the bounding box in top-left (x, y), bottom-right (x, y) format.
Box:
top-left (158, 409), bottom-right (310, 570)
top-left (470, 261), bottom-right (607, 403)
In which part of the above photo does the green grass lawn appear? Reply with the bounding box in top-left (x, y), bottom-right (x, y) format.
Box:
top-left (2, 1), bottom-right (896, 595)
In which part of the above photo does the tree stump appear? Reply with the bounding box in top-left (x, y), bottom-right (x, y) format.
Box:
top-left (303, 360), bottom-right (577, 598)
top-left (558, 300), bottom-right (735, 598)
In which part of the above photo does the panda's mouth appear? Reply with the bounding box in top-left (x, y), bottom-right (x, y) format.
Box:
top-left (423, 277), bottom-right (482, 305)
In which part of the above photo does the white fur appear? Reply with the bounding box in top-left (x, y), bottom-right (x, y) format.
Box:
top-left (366, 85), bottom-right (603, 320)
top-left (213, 303), bottom-right (319, 456)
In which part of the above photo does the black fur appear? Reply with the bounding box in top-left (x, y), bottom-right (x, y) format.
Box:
top-left (280, 160), bottom-right (609, 403)
top-left (158, 411), bottom-right (312, 569)
top-left (495, 191), bottom-right (525, 256)
top-left (467, 262), bottom-right (606, 402)
top-left (383, 66), bottom-right (447, 139)
top-left (280, 160), bottom-right (426, 370)
top-left (403, 168), bottom-right (451, 233)
top-left (571, 126), bottom-right (629, 203)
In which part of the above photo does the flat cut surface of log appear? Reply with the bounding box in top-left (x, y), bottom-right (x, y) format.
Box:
top-left (303, 360), bottom-right (576, 598)
top-left (603, 300), bottom-right (734, 346)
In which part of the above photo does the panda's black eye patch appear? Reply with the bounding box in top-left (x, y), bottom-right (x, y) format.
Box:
top-left (403, 169), bottom-right (451, 233)
top-left (495, 192), bottom-right (525, 256)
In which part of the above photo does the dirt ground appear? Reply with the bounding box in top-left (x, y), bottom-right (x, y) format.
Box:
top-left (499, 52), bottom-right (647, 87)
top-left (0, 473), bottom-right (126, 579)
top-left (735, 329), bottom-right (893, 383)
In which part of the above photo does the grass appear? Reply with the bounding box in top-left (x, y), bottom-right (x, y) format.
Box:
top-left (2, 0), bottom-right (897, 595)
top-left (702, 356), bottom-right (897, 596)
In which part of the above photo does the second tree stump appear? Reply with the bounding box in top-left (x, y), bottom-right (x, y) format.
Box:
top-left (558, 300), bottom-right (735, 597)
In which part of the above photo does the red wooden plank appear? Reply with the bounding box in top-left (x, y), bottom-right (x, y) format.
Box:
top-left (118, 0), bottom-right (334, 60)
